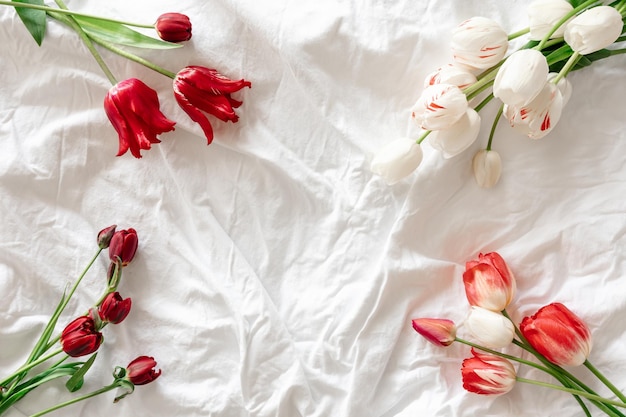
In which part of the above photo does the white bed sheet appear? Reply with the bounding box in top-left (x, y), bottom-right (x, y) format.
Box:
top-left (1, 0), bottom-right (626, 416)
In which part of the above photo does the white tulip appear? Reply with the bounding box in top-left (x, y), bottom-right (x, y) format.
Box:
top-left (424, 64), bottom-right (478, 90)
top-left (564, 6), bottom-right (623, 55)
top-left (465, 306), bottom-right (515, 349)
top-left (370, 138), bottom-right (423, 185)
top-left (429, 108), bottom-right (481, 158)
top-left (503, 81), bottom-right (564, 139)
top-left (547, 72), bottom-right (572, 105)
top-left (410, 84), bottom-right (468, 131)
top-left (528, 0), bottom-right (574, 40)
top-left (493, 49), bottom-right (549, 107)
top-left (472, 149), bottom-right (502, 188)
top-left (451, 16), bottom-right (509, 70)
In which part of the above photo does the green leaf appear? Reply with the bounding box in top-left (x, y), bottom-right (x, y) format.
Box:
top-left (65, 353), bottom-right (98, 392)
top-left (12, 0), bottom-right (47, 46)
top-left (73, 15), bottom-right (182, 49)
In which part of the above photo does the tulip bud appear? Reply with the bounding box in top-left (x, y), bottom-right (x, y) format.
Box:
top-left (109, 228), bottom-right (138, 266)
top-left (520, 302), bottom-right (592, 367)
top-left (527, 0), bottom-right (574, 40)
top-left (465, 306), bottom-right (515, 349)
top-left (463, 252), bottom-right (516, 312)
top-left (412, 318), bottom-right (457, 347)
top-left (155, 13), bottom-right (192, 43)
top-left (97, 225), bottom-right (117, 249)
top-left (493, 49), bottom-right (549, 107)
top-left (126, 356), bottom-right (161, 385)
top-left (424, 64), bottom-right (477, 90)
top-left (472, 149), bottom-right (501, 188)
top-left (429, 108), bottom-right (481, 159)
top-left (370, 138), bottom-right (423, 185)
top-left (451, 17), bottom-right (509, 70)
top-left (60, 316), bottom-right (103, 357)
top-left (99, 292), bottom-right (132, 324)
top-left (564, 6), bottom-right (623, 55)
top-left (411, 84), bottom-right (468, 131)
top-left (503, 81), bottom-right (564, 140)
top-left (462, 348), bottom-right (516, 395)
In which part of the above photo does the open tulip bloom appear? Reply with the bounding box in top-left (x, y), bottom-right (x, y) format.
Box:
top-left (411, 250), bottom-right (626, 416)
top-left (370, 0), bottom-right (626, 187)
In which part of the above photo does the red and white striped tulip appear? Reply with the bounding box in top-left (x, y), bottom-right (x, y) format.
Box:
top-left (411, 84), bottom-right (468, 131)
top-left (451, 17), bottom-right (509, 70)
top-left (424, 64), bottom-right (477, 90)
top-left (462, 348), bottom-right (516, 395)
top-left (503, 81), bottom-right (564, 140)
top-left (463, 252), bottom-right (516, 311)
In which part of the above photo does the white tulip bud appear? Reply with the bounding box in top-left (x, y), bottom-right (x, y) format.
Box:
top-left (429, 108), bottom-right (481, 158)
top-left (528, 0), bottom-right (574, 40)
top-left (472, 150), bottom-right (502, 188)
top-left (370, 138), bottom-right (423, 185)
top-left (493, 49), bottom-right (549, 107)
top-left (451, 17), bottom-right (509, 70)
top-left (564, 6), bottom-right (623, 55)
top-left (465, 306), bottom-right (515, 349)
top-left (411, 84), bottom-right (468, 131)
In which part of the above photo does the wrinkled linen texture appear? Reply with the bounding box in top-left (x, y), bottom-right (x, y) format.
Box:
top-left (1, 0), bottom-right (626, 416)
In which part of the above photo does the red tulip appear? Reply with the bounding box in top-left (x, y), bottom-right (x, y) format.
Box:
top-left (463, 252), bottom-right (516, 312)
top-left (98, 292), bottom-right (132, 324)
top-left (461, 348), bottom-right (516, 395)
top-left (411, 318), bottom-right (456, 347)
top-left (109, 228), bottom-right (138, 266)
top-left (60, 316), bottom-right (103, 357)
top-left (155, 13), bottom-right (192, 43)
top-left (104, 78), bottom-right (176, 158)
top-left (173, 66), bottom-right (251, 144)
top-left (520, 302), bottom-right (592, 366)
top-left (126, 356), bottom-right (161, 385)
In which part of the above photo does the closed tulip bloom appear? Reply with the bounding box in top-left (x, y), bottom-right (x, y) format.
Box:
top-left (98, 292), bottom-right (132, 324)
top-left (424, 64), bottom-right (477, 90)
top-left (503, 81), bottom-right (564, 140)
top-left (564, 6), bottom-right (623, 55)
top-left (126, 356), bottom-right (162, 385)
top-left (429, 108), bottom-right (481, 159)
top-left (528, 0), bottom-right (574, 40)
top-left (411, 84), bottom-right (468, 131)
top-left (60, 316), bottom-right (103, 357)
top-left (472, 149), bottom-right (502, 188)
top-left (493, 49), bottom-right (549, 107)
top-left (109, 228), bottom-right (138, 266)
top-left (463, 252), bottom-right (516, 311)
top-left (97, 225), bottom-right (117, 249)
top-left (155, 13), bottom-right (192, 43)
top-left (451, 17), bottom-right (509, 70)
top-left (104, 78), bottom-right (176, 158)
top-left (465, 306), bottom-right (515, 349)
top-left (462, 348), bottom-right (516, 395)
top-left (520, 302), bottom-right (592, 367)
top-left (370, 138), bottom-right (423, 185)
top-left (412, 318), bottom-right (457, 347)
top-left (173, 66), bottom-right (251, 144)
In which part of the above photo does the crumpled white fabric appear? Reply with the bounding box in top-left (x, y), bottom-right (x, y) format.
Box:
top-left (1, 1), bottom-right (626, 416)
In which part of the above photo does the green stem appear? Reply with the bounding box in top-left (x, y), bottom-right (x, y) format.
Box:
top-left (87, 35), bottom-right (177, 79)
top-left (0, 349), bottom-right (65, 388)
top-left (0, 1), bottom-right (154, 28)
top-left (609, 48), bottom-right (626, 57)
top-left (508, 27), bottom-right (529, 41)
top-left (28, 384), bottom-right (118, 417)
top-left (535, 0), bottom-right (600, 51)
top-left (486, 104), bottom-right (504, 151)
top-left (415, 130), bottom-right (431, 145)
top-left (473, 93), bottom-right (494, 113)
top-left (552, 51), bottom-right (580, 84)
top-left (585, 360), bottom-right (626, 403)
top-left (455, 338), bottom-right (554, 373)
top-left (517, 377), bottom-right (626, 411)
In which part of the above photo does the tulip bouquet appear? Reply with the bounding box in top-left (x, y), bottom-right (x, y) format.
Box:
top-left (2, 0), bottom-right (251, 158)
top-left (412, 252), bottom-right (626, 416)
top-left (0, 226), bottom-right (161, 416)
top-left (371, 0), bottom-right (626, 187)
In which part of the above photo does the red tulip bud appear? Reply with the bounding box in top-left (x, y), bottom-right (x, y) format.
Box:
top-left (60, 316), bottom-right (103, 357)
top-left (109, 228), bottom-right (138, 266)
top-left (126, 356), bottom-right (161, 385)
top-left (155, 13), bottom-right (192, 43)
top-left (99, 292), bottom-right (132, 324)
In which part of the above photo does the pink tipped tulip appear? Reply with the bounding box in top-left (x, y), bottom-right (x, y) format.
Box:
top-left (411, 84), bottom-right (468, 131)
top-left (451, 17), bottom-right (509, 70)
top-left (462, 348), bottom-right (516, 395)
top-left (411, 318), bottom-right (457, 347)
top-left (520, 302), bottom-right (592, 367)
top-left (463, 252), bottom-right (516, 312)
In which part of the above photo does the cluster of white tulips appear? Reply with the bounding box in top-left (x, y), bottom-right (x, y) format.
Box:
top-left (371, 0), bottom-right (626, 187)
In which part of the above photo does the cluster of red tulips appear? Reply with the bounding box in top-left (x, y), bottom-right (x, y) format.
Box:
top-left (0, 226), bottom-right (160, 416)
top-left (412, 252), bottom-right (626, 416)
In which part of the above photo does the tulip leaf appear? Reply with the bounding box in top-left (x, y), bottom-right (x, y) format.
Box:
top-left (65, 353), bottom-right (97, 392)
top-left (73, 15), bottom-right (182, 49)
top-left (12, 0), bottom-right (47, 46)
